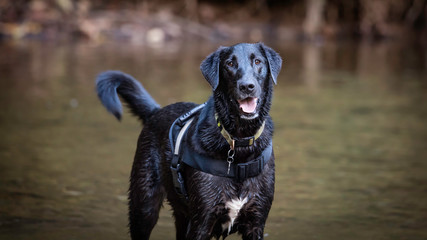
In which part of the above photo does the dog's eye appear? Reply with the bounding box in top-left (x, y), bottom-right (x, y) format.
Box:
top-left (254, 59), bottom-right (261, 65)
top-left (226, 61), bottom-right (234, 67)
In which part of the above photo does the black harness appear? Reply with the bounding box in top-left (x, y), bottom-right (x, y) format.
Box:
top-left (169, 103), bottom-right (272, 200)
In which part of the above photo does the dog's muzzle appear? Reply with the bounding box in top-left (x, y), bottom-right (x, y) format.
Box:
top-left (236, 79), bottom-right (261, 119)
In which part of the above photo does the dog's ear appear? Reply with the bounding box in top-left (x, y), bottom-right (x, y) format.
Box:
top-left (200, 46), bottom-right (225, 90)
top-left (260, 43), bottom-right (282, 85)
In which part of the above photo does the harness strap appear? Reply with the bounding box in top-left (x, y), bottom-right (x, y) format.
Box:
top-left (181, 143), bottom-right (272, 181)
top-left (169, 103), bottom-right (206, 200)
top-left (174, 118), bottom-right (193, 155)
top-left (170, 118), bottom-right (194, 200)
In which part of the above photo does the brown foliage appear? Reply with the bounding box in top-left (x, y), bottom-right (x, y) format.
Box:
top-left (0, 0), bottom-right (425, 42)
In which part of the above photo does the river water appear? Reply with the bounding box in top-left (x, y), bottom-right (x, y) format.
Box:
top-left (0, 40), bottom-right (426, 240)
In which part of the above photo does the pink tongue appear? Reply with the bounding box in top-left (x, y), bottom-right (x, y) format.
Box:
top-left (238, 98), bottom-right (258, 113)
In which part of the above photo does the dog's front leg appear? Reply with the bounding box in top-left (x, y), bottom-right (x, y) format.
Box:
top-left (239, 197), bottom-right (272, 240)
top-left (241, 226), bottom-right (265, 240)
top-left (185, 213), bottom-right (216, 240)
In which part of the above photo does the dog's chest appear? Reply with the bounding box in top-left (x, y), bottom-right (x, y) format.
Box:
top-left (221, 197), bottom-right (248, 234)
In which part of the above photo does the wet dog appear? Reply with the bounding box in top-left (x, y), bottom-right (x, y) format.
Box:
top-left (96, 42), bottom-right (282, 240)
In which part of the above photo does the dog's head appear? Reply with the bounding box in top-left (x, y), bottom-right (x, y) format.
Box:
top-left (200, 43), bottom-right (282, 120)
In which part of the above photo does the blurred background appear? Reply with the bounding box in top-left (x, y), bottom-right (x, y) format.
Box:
top-left (0, 0), bottom-right (426, 240)
top-left (1, 0), bottom-right (427, 42)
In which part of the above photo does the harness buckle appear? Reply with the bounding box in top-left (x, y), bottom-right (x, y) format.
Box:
top-left (237, 164), bottom-right (247, 181)
top-left (170, 163), bottom-right (188, 199)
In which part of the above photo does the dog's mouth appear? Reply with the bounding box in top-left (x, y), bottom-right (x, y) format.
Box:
top-left (238, 97), bottom-right (259, 119)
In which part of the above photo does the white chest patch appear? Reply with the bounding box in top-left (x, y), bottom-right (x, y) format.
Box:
top-left (222, 197), bottom-right (249, 234)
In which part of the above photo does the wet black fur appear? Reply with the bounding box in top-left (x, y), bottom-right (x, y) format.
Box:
top-left (96, 43), bottom-right (282, 240)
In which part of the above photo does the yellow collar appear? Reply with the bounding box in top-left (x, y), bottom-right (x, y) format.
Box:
top-left (215, 113), bottom-right (265, 150)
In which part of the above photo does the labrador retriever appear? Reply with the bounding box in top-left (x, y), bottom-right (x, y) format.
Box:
top-left (96, 42), bottom-right (282, 240)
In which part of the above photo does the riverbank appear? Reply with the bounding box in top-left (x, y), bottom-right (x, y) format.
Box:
top-left (1, 0), bottom-right (426, 45)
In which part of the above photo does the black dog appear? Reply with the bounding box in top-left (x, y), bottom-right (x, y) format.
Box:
top-left (96, 42), bottom-right (282, 240)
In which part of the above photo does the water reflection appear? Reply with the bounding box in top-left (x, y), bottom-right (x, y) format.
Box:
top-left (0, 40), bottom-right (426, 240)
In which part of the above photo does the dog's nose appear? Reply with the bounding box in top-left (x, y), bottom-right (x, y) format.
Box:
top-left (239, 82), bottom-right (255, 94)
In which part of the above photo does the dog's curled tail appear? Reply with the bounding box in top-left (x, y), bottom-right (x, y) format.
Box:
top-left (96, 70), bottom-right (160, 123)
